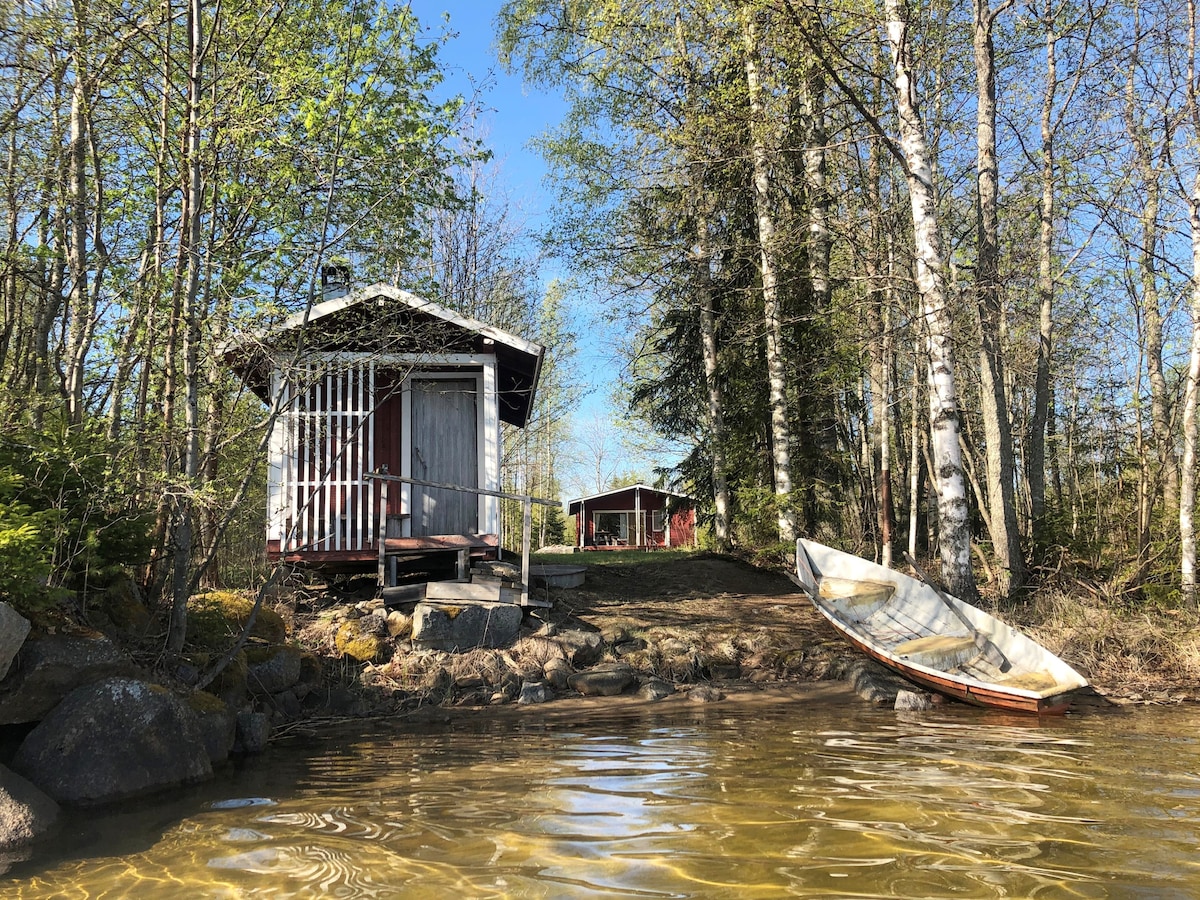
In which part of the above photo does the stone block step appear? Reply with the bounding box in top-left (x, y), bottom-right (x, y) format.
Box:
top-left (425, 580), bottom-right (524, 605)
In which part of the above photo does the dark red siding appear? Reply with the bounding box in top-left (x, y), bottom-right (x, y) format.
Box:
top-left (570, 487), bottom-right (696, 549)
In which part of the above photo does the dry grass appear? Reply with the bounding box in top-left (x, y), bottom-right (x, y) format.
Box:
top-left (510, 635), bottom-right (567, 667)
top-left (1018, 587), bottom-right (1200, 698)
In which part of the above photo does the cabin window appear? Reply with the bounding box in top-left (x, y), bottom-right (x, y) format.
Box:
top-left (593, 511), bottom-right (628, 544)
top-left (651, 509), bottom-right (664, 532)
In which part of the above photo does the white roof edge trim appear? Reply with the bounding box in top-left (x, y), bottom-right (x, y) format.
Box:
top-left (273, 283), bottom-right (545, 359)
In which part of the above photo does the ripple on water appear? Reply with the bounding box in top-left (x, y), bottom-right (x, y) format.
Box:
top-left (6, 703), bottom-right (1200, 898)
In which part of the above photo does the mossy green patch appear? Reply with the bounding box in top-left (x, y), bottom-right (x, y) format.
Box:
top-left (335, 621), bottom-right (387, 662)
top-left (187, 690), bottom-right (228, 715)
top-left (100, 577), bottom-right (149, 630)
top-left (186, 649), bottom-right (248, 700)
top-left (186, 591), bottom-right (286, 650)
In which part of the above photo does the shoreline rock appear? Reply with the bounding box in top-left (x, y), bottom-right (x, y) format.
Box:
top-left (0, 603), bottom-right (30, 682)
top-left (0, 764), bottom-right (58, 853)
top-left (12, 677), bottom-right (213, 807)
top-left (0, 633), bottom-right (137, 726)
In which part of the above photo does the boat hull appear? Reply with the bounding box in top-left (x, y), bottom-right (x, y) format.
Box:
top-left (830, 624), bottom-right (1076, 715)
top-left (796, 539), bottom-right (1088, 715)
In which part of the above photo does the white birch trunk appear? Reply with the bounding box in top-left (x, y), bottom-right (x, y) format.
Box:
top-left (908, 359), bottom-right (921, 559)
top-left (1181, 172), bottom-right (1200, 607)
top-left (741, 8), bottom-right (797, 545)
top-left (885, 0), bottom-right (977, 600)
top-left (1180, 0), bottom-right (1200, 608)
top-left (63, 71), bottom-right (89, 425)
top-left (696, 214), bottom-right (732, 551)
top-left (1029, 7), bottom-right (1057, 531)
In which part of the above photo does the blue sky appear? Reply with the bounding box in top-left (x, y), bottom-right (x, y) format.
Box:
top-left (409, 1), bottom-right (565, 236)
top-left (409, 2), bottom-right (657, 495)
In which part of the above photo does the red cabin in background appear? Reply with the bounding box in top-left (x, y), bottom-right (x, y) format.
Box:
top-left (567, 484), bottom-right (696, 550)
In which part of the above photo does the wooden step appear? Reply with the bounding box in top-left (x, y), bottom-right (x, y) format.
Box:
top-left (425, 580), bottom-right (524, 605)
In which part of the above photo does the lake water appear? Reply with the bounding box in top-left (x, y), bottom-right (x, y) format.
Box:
top-left (4, 687), bottom-right (1199, 899)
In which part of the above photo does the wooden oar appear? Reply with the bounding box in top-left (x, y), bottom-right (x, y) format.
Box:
top-left (903, 551), bottom-right (1012, 674)
top-left (791, 539), bottom-right (820, 599)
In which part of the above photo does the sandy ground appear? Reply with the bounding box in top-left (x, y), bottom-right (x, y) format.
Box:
top-left (520, 553), bottom-right (1128, 712)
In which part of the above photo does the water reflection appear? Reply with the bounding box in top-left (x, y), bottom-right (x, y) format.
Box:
top-left (5, 699), bottom-right (1200, 898)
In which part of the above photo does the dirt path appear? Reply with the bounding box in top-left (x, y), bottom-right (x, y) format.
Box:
top-left (537, 553), bottom-right (849, 686)
top-left (551, 555), bottom-right (824, 634)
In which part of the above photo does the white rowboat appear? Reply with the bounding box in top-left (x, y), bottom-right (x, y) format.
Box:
top-left (793, 539), bottom-right (1088, 714)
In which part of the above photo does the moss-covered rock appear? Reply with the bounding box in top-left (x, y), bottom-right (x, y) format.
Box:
top-left (98, 577), bottom-right (149, 632)
top-left (334, 620), bottom-right (388, 663)
top-left (184, 650), bottom-right (248, 708)
top-left (186, 691), bottom-right (235, 765)
top-left (186, 592), bottom-right (286, 651)
top-left (12, 677), bottom-right (212, 806)
top-left (186, 689), bottom-right (228, 715)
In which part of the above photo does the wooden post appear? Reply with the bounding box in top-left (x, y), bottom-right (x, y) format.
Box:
top-left (521, 496), bottom-right (533, 606)
top-left (377, 477), bottom-right (388, 588)
top-left (635, 487), bottom-right (642, 549)
top-left (457, 548), bottom-right (469, 581)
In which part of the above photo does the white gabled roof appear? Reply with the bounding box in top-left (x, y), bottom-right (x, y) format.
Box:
top-left (276, 283), bottom-right (544, 360)
top-left (226, 282), bottom-right (545, 427)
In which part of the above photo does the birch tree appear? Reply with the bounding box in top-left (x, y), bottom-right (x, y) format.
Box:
top-left (972, 0), bottom-right (1024, 594)
top-left (740, 6), bottom-right (797, 546)
top-left (885, 0), bottom-right (977, 599)
top-left (673, 13), bottom-right (733, 552)
top-left (1179, 0), bottom-right (1200, 608)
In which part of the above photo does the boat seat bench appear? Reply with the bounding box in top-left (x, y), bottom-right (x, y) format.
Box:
top-left (993, 671), bottom-right (1059, 692)
top-left (895, 634), bottom-right (978, 669)
top-left (820, 580), bottom-right (895, 612)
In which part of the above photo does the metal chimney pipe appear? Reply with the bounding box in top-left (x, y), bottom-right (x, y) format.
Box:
top-left (321, 262), bottom-right (350, 301)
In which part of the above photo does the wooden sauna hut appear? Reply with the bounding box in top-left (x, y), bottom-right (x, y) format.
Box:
top-left (227, 281), bottom-right (544, 580)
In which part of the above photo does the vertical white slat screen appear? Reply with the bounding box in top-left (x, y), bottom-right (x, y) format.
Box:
top-left (273, 359), bottom-right (376, 554)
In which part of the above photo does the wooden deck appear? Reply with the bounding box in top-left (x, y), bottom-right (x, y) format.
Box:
top-left (269, 533), bottom-right (498, 570)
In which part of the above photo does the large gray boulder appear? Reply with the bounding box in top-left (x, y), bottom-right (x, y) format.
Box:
top-left (0, 764), bottom-right (58, 851)
top-left (412, 601), bottom-right (523, 651)
top-left (554, 628), bottom-right (604, 667)
top-left (0, 602), bottom-right (30, 681)
top-left (246, 645), bottom-right (302, 695)
top-left (637, 677), bottom-right (675, 701)
top-left (12, 677), bottom-right (212, 807)
top-left (0, 632), bottom-right (136, 725)
top-left (568, 664), bottom-right (635, 697)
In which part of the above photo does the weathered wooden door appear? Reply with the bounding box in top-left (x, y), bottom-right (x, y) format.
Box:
top-left (410, 378), bottom-right (478, 535)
